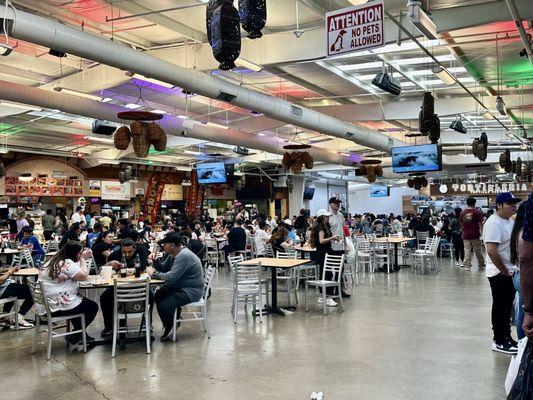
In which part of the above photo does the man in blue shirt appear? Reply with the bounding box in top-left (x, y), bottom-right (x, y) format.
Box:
top-left (20, 227), bottom-right (44, 266)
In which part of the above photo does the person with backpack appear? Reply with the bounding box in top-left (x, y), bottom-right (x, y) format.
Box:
top-left (450, 208), bottom-right (465, 267)
top-left (460, 197), bottom-right (485, 271)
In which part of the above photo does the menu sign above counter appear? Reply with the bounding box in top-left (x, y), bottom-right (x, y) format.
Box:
top-left (3, 176), bottom-right (84, 197)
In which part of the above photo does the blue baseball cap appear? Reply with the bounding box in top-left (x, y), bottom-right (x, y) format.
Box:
top-left (495, 192), bottom-right (522, 205)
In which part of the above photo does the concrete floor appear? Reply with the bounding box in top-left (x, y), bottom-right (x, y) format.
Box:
top-left (0, 259), bottom-right (512, 400)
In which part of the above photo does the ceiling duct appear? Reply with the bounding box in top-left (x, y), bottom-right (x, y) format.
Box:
top-left (0, 79), bottom-right (353, 167)
top-left (0, 5), bottom-right (405, 154)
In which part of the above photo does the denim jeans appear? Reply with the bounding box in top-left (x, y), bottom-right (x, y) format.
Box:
top-left (513, 270), bottom-right (525, 340)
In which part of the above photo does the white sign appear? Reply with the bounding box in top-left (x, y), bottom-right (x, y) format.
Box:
top-left (326, 1), bottom-right (384, 57)
top-left (101, 180), bottom-right (131, 201)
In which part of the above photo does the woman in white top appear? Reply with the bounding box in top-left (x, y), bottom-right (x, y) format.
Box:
top-left (39, 241), bottom-right (98, 345)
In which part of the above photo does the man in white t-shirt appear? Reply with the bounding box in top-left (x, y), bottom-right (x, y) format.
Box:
top-left (71, 206), bottom-right (84, 224)
top-left (483, 192), bottom-right (521, 355)
top-left (254, 221), bottom-right (271, 256)
top-left (328, 197), bottom-right (350, 298)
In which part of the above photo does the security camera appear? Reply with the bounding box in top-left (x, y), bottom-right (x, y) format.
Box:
top-left (520, 48), bottom-right (528, 58)
top-left (180, 130), bottom-right (187, 136)
top-left (293, 30), bottom-right (304, 38)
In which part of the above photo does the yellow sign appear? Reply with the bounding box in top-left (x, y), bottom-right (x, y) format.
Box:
top-left (88, 180), bottom-right (101, 197)
top-left (161, 184), bottom-right (183, 201)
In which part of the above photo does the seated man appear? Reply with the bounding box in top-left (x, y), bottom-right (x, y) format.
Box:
top-left (254, 220), bottom-right (271, 256)
top-left (146, 233), bottom-right (204, 342)
top-left (99, 238), bottom-right (150, 336)
top-left (222, 219), bottom-right (247, 258)
top-left (20, 227), bottom-right (45, 266)
top-left (0, 266), bottom-right (34, 328)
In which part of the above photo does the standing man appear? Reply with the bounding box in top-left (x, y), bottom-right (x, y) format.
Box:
top-left (483, 192), bottom-right (521, 354)
top-left (460, 198), bottom-right (486, 271)
top-left (328, 197), bottom-right (349, 297)
top-left (42, 209), bottom-right (56, 241)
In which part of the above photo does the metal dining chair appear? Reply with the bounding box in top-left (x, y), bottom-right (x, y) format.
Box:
top-left (111, 278), bottom-right (151, 357)
top-left (28, 280), bottom-right (87, 360)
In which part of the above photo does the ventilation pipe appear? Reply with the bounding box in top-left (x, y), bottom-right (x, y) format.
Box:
top-left (505, 0), bottom-right (533, 65)
top-left (0, 80), bottom-right (353, 166)
top-left (0, 5), bottom-right (405, 153)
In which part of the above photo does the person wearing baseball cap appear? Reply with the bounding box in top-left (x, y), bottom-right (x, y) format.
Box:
top-left (483, 192), bottom-right (521, 354)
top-left (146, 232), bottom-right (204, 342)
top-left (310, 209), bottom-right (340, 307)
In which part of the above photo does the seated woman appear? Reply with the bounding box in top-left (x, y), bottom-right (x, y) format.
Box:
top-left (59, 222), bottom-right (81, 249)
top-left (92, 231), bottom-right (113, 268)
top-left (267, 226), bottom-right (292, 255)
top-left (39, 241), bottom-right (98, 345)
top-left (0, 266), bottom-right (34, 328)
top-left (20, 226), bottom-right (45, 266)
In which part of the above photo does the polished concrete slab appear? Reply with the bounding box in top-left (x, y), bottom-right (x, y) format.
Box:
top-left (0, 259), bottom-right (511, 400)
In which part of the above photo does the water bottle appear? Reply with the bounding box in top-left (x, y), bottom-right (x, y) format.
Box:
top-left (134, 254), bottom-right (141, 278)
top-left (120, 255), bottom-right (127, 278)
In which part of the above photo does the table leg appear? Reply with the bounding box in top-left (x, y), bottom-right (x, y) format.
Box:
top-left (393, 243), bottom-right (399, 272)
top-left (253, 267), bottom-right (296, 317)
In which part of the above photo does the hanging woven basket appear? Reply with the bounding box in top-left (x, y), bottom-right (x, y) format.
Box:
top-left (132, 131), bottom-right (150, 158)
top-left (302, 152), bottom-right (314, 169)
top-left (281, 152), bottom-right (291, 170)
top-left (114, 126), bottom-right (131, 150)
top-left (130, 121), bottom-right (146, 137)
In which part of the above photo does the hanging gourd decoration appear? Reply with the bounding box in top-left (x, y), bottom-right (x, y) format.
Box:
top-left (238, 0), bottom-right (266, 39)
top-left (207, 0), bottom-right (241, 70)
top-left (0, 161), bottom-right (4, 178)
top-left (366, 166), bottom-right (376, 183)
top-left (147, 122), bottom-right (167, 152)
top-left (118, 171), bottom-right (126, 184)
top-left (290, 152), bottom-right (303, 175)
top-left (281, 152), bottom-right (291, 170)
top-left (124, 168), bottom-right (132, 181)
top-left (114, 126), bottom-right (131, 150)
top-left (302, 152), bottom-right (314, 169)
top-left (516, 157), bottom-right (522, 178)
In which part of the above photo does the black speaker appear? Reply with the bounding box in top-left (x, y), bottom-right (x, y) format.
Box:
top-left (92, 120), bottom-right (117, 136)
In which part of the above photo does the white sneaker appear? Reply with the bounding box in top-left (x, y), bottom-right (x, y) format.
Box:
top-left (317, 297), bottom-right (324, 304)
top-left (326, 298), bottom-right (338, 307)
top-left (455, 261), bottom-right (461, 267)
top-left (11, 314), bottom-right (34, 330)
top-left (460, 261), bottom-right (464, 267)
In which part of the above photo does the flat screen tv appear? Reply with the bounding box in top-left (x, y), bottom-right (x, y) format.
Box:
top-left (370, 185), bottom-right (390, 197)
top-left (391, 144), bottom-right (442, 173)
top-left (303, 187), bottom-right (315, 200)
top-left (197, 162), bottom-right (227, 184)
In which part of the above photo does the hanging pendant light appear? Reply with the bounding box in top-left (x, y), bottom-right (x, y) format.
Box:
top-left (239, 0), bottom-right (267, 39)
top-left (207, 0), bottom-right (242, 70)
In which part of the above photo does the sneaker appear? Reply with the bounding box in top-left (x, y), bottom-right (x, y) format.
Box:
top-left (325, 298), bottom-right (338, 307)
top-left (465, 267), bottom-right (471, 271)
top-left (492, 341), bottom-right (518, 355)
top-left (455, 261), bottom-right (461, 267)
top-left (11, 314), bottom-right (34, 330)
top-left (507, 337), bottom-right (519, 348)
top-left (160, 326), bottom-right (173, 342)
top-left (459, 261), bottom-right (464, 268)
top-left (317, 297), bottom-right (324, 304)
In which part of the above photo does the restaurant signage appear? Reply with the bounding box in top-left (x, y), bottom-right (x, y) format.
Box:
top-left (430, 182), bottom-right (532, 196)
top-left (101, 180), bottom-right (131, 201)
top-left (88, 180), bottom-right (101, 197)
top-left (326, 1), bottom-right (384, 57)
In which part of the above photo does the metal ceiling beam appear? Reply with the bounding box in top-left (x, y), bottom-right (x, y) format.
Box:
top-left (505, 0), bottom-right (533, 65)
top-left (103, 0), bottom-right (207, 43)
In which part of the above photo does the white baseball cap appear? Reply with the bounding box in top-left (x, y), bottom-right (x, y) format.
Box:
top-left (316, 209), bottom-right (332, 217)
top-left (283, 219), bottom-right (292, 225)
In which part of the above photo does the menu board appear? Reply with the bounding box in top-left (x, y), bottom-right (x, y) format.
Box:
top-left (4, 176), bottom-right (84, 197)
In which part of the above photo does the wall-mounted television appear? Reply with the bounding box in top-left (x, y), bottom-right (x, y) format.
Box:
top-left (370, 185), bottom-right (390, 197)
top-left (303, 187), bottom-right (315, 200)
top-left (391, 144), bottom-right (442, 173)
top-left (197, 162), bottom-right (227, 184)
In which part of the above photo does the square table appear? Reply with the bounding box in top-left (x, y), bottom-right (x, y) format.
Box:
top-left (239, 257), bottom-right (310, 316)
top-left (373, 237), bottom-right (412, 272)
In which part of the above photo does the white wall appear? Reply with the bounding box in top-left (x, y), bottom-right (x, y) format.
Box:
top-left (348, 186), bottom-right (418, 216)
top-left (305, 182), bottom-right (348, 216)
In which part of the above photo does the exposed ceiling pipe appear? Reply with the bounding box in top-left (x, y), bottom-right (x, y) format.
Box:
top-left (505, 0), bottom-right (533, 65)
top-left (0, 80), bottom-right (352, 166)
top-left (0, 5), bottom-right (405, 154)
top-left (386, 10), bottom-right (511, 132)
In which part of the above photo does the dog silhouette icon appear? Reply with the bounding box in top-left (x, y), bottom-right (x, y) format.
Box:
top-left (330, 29), bottom-right (347, 52)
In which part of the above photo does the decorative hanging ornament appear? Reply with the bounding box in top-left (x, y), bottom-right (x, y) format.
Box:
top-left (238, 0), bottom-right (267, 39)
top-left (0, 161), bottom-right (4, 178)
top-left (207, 0), bottom-right (242, 70)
